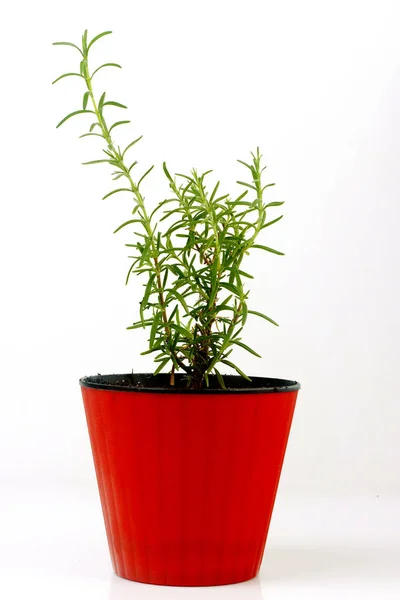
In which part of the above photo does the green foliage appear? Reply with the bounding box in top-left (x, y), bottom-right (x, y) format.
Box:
top-left (53, 30), bottom-right (284, 390)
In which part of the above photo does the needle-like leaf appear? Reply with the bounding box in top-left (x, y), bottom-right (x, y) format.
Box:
top-left (214, 368), bottom-right (226, 389)
top-left (153, 357), bottom-right (170, 375)
top-left (82, 91), bottom-right (89, 110)
top-left (79, 132), bottom-right (104, 139)
top-left (237, 181), bottom-right (257, 191)
top-left (91, 63), bottom-right (122, 77)
top-left (102, 188), bottom-right (132, 200)
top-left (56, 109), bottom-right (94, 128)
top-left (52, 72), bottom-right (83, 84)
top-left (88, 31), bottom-right (113, 51)
top-left (232, 340), bottom-right (261, 358)
top-left (252, 244), bottom-right (285, 255)
top-left (103, 100), bottom-right (127, 109)
top-left (82, 159), bottom-right (110, 165)
top-left (221, 359), bottom-right (252, 381)
top-left (52, 41), bottom-right (83, 55)
top-left (113, 219), bottom-right (142, 233)
top-left (109, 120), bottom-right (131, 132)
top-left (122, 136), bottom-right (143, 158)
top-left (247, 310), bottom-right (279, 326)
top-left (141, 274), bottom-right (156, 326)
top-left (261, 215), bottom-right (283, 229)
top-left (137, 165), bottom-right (154, 187)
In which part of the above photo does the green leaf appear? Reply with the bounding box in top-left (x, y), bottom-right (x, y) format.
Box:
top-left (166, 289), bottom-right (189, 313)
top-left (161, 263), bottom-right (168, 287)
top-left (168, 304), bottom-right (178, 323)
top-left (237, 159), bottom-right (253, 170)
top-left (237, 181), bottom-right (257, 191)
top-left (82, 91), bottom-right (89, 110)
top-left (98, 92), bottom-right (106, 110)
top-left (221, 359), bottom-right (251, 381)
top-left (109, 120), bottom-right (131, 132)
top-left (166, 222), bottom-right (185, 235)
top-left (162, 162), bottom-right (173, 182)
top-left (176, 172), bottom-right (194, 183)
top-left (168, 323), bottom-right (193, 339)
top-left (209, 259), bottom-right (218, 294)
top-left (153, 357), bottom-right (170, 375)
top-left (52, 41), bottom-right (83, 55)
top-left (242, 301), bottom-right (248, 325)
top-left (168, 264), bottom-right (185, 279)
top-left (214, 368), bottom-right (226, 389)
top-left (140, 345), bottom-right (163, 356)
top-left (232, 190), bottom-right (248, 204)
top-left (123, 136), bottom-right (143, 158)
top-left (79, 132), bottom-right (104, 139)
top-left (141, 273), bottom-right (156, 325)
top-left (252, 244), bottom-right (284, 255)
top-left (232, 340), bottom-right (261, 358)
top-left (238, 269), bottom-right (253, 279)
top-left (103, 101), bottom-right (127, 109)
top-left (92, 63), bottom-right (122, 77)
top-left (127, 319), bottom-right (152, 330)
top-left (88, 31), bottom-right (112, 51)
top-left (56, 109), bottom-right (94, 128)
top-left (265, 201), bottom-right (284, 207)
top-left (128, 161), bottom-right (138, 173)
top-left (82, 30), bottom-right (88, 54)
top-left (52, 72), bottom-right (83, 85)
top-left (81, 159), bottom-right (110, 165)
top-left (151, 198), bottom-right (174, 220)
top-left (261, 215), bottom-right (283, 229)
top-left (102, 188), bottom-right (132, 200)
top-left (232, 326), bottom-right (243, 341)
top-left (149, 311), bottom-right (161, 347)
top-left (247, 310), bottom-right (279, 326)
top-left (125, 261), bottom-right (135, 285)
top-left (113, 218), bottom-right (142, 233)
top-left (262, 183), bottom-right (276, 191)
top-left (220, 281), bottom-right (241, 296)
top-left (89, 122), bottom-right (101, 132)
top-left (131, 204), bottom-right (140, 216)
top-left (210, 181), bottom-right (220, 202)
top-left (138, 165), bottom-right (155, 187)
top-left (214, 303), bottom-right (235, 314)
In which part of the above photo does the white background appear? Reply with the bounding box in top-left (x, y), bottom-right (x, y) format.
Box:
top-left (1, 0), bottom-right (399, 598)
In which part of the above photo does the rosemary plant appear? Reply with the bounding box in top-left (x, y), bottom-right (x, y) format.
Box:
top-left (53, 30), bottom-right (285, 390)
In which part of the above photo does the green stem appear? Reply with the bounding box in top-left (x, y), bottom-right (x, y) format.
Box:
top-left (82, 54), bottom-right (189, 376)
top-left (205, 301), bottom-right (242, 376)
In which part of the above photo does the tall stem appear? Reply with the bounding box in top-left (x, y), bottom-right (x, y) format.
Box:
top-left (81, 55), bottom-right (189, 380)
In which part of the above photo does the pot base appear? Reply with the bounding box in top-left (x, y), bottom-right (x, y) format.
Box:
top-left (112, 538), bottom-right (263, 586)
top-left (116, 572), bottom-right (259, 587)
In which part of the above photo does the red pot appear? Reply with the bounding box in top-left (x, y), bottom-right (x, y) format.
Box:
top-left (80, 374), bottom-right (299, 586)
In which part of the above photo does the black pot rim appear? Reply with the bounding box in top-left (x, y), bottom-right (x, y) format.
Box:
top-left (79, 373), bottom-right (301, 394)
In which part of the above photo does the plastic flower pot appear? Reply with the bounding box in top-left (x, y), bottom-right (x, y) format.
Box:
top-left (80, 373), bottom-right (300, 586)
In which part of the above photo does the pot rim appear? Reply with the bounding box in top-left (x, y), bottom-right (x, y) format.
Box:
top-left (79, 373), bottom-right (301, 394)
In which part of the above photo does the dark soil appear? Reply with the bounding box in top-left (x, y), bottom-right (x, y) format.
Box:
top-left (80, 373), bottom-right (300, 394)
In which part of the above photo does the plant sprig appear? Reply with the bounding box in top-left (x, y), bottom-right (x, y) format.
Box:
top-left (53, 29), bottom-right (284, 389)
